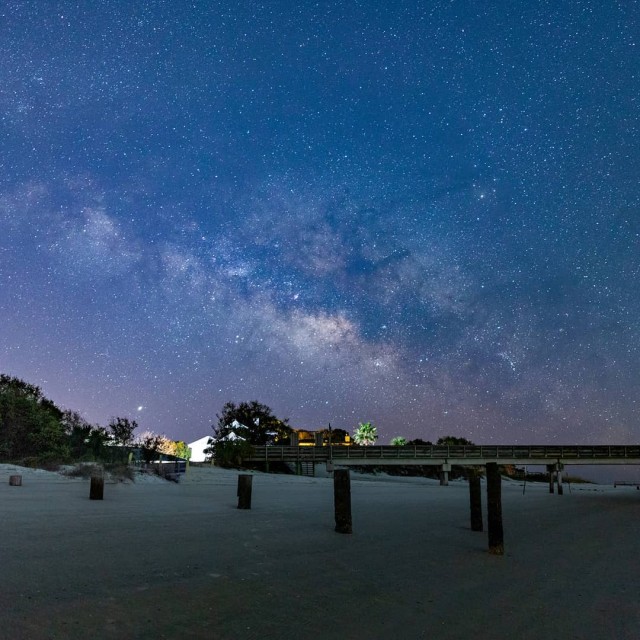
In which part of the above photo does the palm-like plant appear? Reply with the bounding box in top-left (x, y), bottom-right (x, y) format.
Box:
top-left (353, 421), bottom-right (378, 446)
top-left (390, 436), bottom-right (407, 446)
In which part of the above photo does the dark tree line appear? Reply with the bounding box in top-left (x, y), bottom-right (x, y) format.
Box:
top-left (405, 437), bottom-right (476, 446)
top-left (0, 374), bottom-right (138, 463)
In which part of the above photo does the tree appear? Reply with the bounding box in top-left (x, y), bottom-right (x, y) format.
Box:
top-left (390, 436), bottom-right (407, 446)
top-left (209, 401), bottom-right (290, 468)
top-left (62, 410), bottom-right (95, 458)
top-left (407, 438), bottom-right (433, 446)
top-left (60, 409), bottom-right (109, 460)
top-left (23, 408), bottom-right (69, 461)
top-left (352, 421), bottom-right (378, 446)
top-left (86, 426), bottom-right (110, 459)
top-left (212, 401), bottom-right (291, 446)
top-left (211, 439), bottom-right (255, 468)
top-left (0, 374), bottom-right (67, 460)
top-left (436, 436), bottom-right (474, 446)
top-left (173, 440), bottom-right (191, 460)
top-left (108, 417), bottom-right (137, 446)
top-left (134, 430), bottom-right (192, 460)
top-left (134, 429), bottom-right (164, 462)
top-left (135, 429), bottom-right (164, 451)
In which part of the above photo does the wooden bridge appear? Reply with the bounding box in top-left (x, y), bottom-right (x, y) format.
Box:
top-left (247, 444), bottom-right (640, 467)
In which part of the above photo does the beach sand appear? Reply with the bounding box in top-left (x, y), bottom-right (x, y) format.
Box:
top-left (0, 464), bottom-right (638, 639)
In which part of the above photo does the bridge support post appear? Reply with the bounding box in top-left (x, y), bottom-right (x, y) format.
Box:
top-left (440, 463), bottom-right (451, 486)
top-left (547, 465), bottom-right (555, 494)
top-left (468, 470), bottom-right (483, 532)
top-left (237, 474), bottom-right (252, 509)
top-left (556, 464), bottom-right (564, 495)
top-left (334, 469), bottom-right (352, 534)
top-left (486, 462), bottom-right (504, 555)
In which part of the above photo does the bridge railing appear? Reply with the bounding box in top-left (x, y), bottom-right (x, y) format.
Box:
top-left (248, 444), bottom-right (640, 462)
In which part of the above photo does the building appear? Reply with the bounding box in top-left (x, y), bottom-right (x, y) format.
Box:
top-left (187, 436), bottom-right (212, 462)
top-left (291, 428), bottom-right (351, 446)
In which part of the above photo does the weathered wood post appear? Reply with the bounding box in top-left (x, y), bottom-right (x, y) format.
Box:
top-left (237, 474), bottom-right (252, 509)
top-left (334, 469), bottom-right (352, 534)
top-left (469, 470), bottom-right (483, 532)
top-left (9, 475), bottom-right (22, 486)
top-left (486, 462), bottom-right (504, 555)
top-left (89, 475), bottom-right (104, 500)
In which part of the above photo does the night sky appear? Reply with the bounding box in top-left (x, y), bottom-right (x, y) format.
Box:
top-left (1, 1), bottom-right (638, 446)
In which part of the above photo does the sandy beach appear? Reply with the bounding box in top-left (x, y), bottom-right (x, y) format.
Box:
top-left (1, 464), bottom-right (638, 639)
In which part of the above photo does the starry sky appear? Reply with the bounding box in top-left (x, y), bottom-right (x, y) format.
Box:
top-left (1, 1), bottom-right (638, 446)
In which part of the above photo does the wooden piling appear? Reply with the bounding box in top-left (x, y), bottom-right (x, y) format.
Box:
top-left (237, 474), bottom-right (252, 509)
top-left (548, 465), bottom-right (555, 494)
top-left (469, 472), bottom-right (483, 532)
top-left (486, 462), bottom-right (504, 555)
top-left (89, 475), bottom-right (104, 500)
top-left (333, 469), bottom-right (352, 534)
top-left (9, 475), bottom-right (22, 486)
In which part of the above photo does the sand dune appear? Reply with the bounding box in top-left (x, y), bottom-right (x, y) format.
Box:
top-left (1, 464), bottom-right (638, 639)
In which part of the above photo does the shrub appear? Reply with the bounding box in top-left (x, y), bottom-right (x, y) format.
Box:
top-left (213, 440), bottom-right (255, 468)
top-left (62, 463), bottom-right (101, 478)
top-left (104, 463), bottom-right (134, 482)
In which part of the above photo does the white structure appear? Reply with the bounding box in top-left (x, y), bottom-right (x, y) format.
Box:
top-left (187, 436), bottom-right (212, 462)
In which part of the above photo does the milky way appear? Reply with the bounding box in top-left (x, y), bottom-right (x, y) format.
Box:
top-left (1, 1), bottom-right (638, 445)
